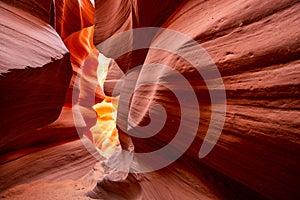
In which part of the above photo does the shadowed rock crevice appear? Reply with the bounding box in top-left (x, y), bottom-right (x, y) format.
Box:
top-left (0, 0), bottom-right (299, 199)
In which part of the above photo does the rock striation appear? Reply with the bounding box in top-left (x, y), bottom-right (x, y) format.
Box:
top-left (0, 0), bottom-right (299, 199)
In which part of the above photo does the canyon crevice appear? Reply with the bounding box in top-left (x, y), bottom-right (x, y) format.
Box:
top-left (0, 0), bottom-right (299, 199)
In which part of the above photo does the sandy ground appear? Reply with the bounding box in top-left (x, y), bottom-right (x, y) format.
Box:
top-left (0, 138), bottom-right (220, 200)
top-left (0, 179), bottom-right (91, 200)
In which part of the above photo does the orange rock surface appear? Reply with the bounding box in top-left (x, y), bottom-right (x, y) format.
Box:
top-left (0, 0), bottom-right (299, 199)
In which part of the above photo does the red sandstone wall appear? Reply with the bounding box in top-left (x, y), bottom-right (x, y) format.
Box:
top-left (93, 0), bottom-right (300, 199)
top-left (0, 0), bottom-right (299, 199)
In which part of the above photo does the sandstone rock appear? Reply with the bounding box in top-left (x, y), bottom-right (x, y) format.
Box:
top-left (0, 2), bottom-right (72, 156)
top-left (93, 0), bottom-right (300, 198)
top-left (1, 0), bottom-right (299, 199)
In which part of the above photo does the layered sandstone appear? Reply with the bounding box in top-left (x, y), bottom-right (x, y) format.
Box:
top-left (93, 0), bottom-right (300, 199)
top-left (0, 0), bottom-right (299, 199)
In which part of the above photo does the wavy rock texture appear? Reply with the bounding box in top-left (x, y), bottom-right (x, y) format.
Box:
top-left (0, 2), bottom-right (72, 158)
top-left (0, 137), bottom-right (264, 200)
top-left (94, 0), bottom-right (300, 199)
top-left (0, 0), bottom-right (299, 200)
top-left (1, 0), bottom-right (54, 25)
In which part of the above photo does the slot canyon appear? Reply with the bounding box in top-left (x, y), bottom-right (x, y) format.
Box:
top-left (0, 0), bottom-right (299, 199)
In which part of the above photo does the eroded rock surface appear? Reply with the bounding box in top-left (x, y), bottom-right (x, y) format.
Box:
top-left (0, 2), bottom-right (72, 157)
top-left (94, 0), bottom-right (300, 199)
top-left (0, 0), bottom-right (299, 199)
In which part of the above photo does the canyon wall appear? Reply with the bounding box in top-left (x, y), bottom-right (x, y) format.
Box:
top-left (0, 0), bottom-right (299, 199)
top-left (0, 0), bottom-right (95, 161)
top-left (94, 0), bottom-right (300, 199)
top-left (0, 2), bottom-right (73, 160)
